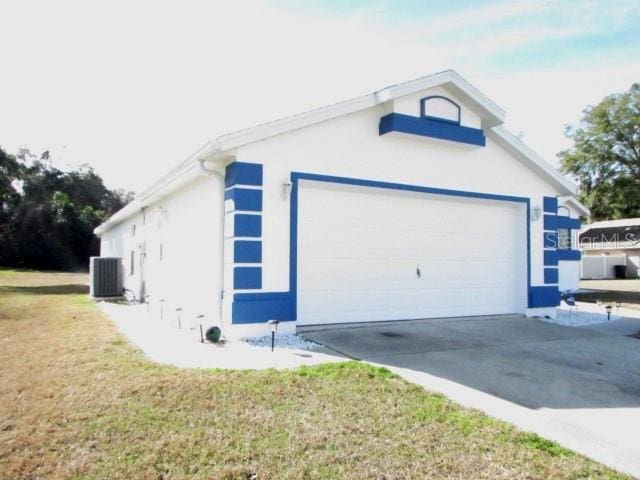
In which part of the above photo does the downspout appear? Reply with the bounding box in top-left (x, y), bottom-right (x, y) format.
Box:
top-left (199, 158), bottom-right (226, 322)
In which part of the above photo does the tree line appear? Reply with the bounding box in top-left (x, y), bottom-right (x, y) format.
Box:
top-left (0, 148), bottom-right (133, 271)
top-left (560, 83), bottom-right (640, 220)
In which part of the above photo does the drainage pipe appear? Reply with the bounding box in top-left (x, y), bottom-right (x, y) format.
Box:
top-left (198, 159), bottom-right (226, 322)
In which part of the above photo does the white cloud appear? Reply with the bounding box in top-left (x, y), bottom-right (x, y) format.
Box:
top-left (0, 0), bottom-right (637, 191)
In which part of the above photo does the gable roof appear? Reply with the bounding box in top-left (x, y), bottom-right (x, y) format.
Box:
top-left (95, 69), bottom-right (581, 236)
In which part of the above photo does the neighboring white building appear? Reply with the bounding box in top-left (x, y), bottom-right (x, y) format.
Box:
top-left (95, 70), bottom-right (589, 338)
top-left (580, 218), bottom-right (640, 279)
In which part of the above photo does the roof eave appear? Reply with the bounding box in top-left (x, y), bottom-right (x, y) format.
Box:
top-left (488, 126), bottom-right (577, 197)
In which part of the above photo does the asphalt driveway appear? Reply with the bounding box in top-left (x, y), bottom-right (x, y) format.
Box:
top-left (301, 315), bottom-right (640, 477)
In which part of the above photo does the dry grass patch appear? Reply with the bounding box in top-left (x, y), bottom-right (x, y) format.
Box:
top-left (0, 269), bottom-right (630, 479)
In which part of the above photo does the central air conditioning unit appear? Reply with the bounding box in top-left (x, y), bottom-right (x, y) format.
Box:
top-left (90, 257), bottom-right (124, 298)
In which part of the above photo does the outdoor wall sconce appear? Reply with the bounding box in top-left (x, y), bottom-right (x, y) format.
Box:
top-left (530, 205), bottom-right (542, 222)
top-left (267, 320), bottom-right (280, 352)
top-left (282, 179), bottom-right (292, 199)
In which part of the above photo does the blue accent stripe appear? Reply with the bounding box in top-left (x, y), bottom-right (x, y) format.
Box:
top-left (290, 172), bottom-right (531, 313)
top-left (544, 215), bottom-right (581, 230)
top-left (557, 250), bottom-right (581, 261)
top-left (379, 113), bottom-right (486, 147)
top-left (234, 240), bottom-right (262, 263)
top-left (529, 286), bottom-right (560, 307)
top-left (231, 172), bottom-right (546, 323)
top-left (543, 231), bottom-right (558, 249)
top-left (225, 188), bottom-right (263, 212)
top-left (233, 267), bottom-right (262, 290)
top-left (544, 268), bottom-right (559, 284)
top-left (544, 250), bottom-right (558, 266)
top-left (232, 292), bottom-right (294, 323)
top-left (234, 214), bottom-right (262, 237)
top-left (545, 249), bottom-right (581, 266)
top-left (225, 162), bottom-right (263, 187)
top-left (543, 196), bottom-right (558, 213)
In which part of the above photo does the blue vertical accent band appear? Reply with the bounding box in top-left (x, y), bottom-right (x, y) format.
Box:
top-left (225, 162), bottom-right (263, 187)
top-left (544, 268), bottom-right (559, 284)
top-left (234, 240), bottom-right (262, 263)
top-left (225, 188), bottom-right (263, 212)
top-left (543, 196), bottom-right (558, 213)
top-left (234, 214), bottom-right (262, 237)
top-left (234, 267), bottom-right (262, 289)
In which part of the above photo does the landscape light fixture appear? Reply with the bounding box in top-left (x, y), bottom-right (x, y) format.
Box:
top-left (159, 299), bottom-right (165, 321)
top-left (616, 302), bottom-right (621, 314)
top-left (196, 314), bottom-right (205, 342)
top-left (176, 307), bottom-right (182, 329)
top-left (267, 320), bottom-right (280, 352)
top-left (606, 305), bottom-right (612, 322)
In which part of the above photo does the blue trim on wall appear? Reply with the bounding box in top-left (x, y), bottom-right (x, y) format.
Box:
top-left (230, 172), bottom-right (558, 324)
top-left (529, 286), bottom-right (560, 308)
top-left (225, 188), bottom-right (263, 212)
top-left (232, 292), bottom-right (295, 324)
top-left (225, 162), bottom-right (263, 188)
top-left (234, 240), bottom-right (262, 263)
top-left (379, 113), bottom-right (485, 147)
top-left (233, 214), bottom-right (262, 237)
top-left (544, 268), bottom-right (559, 284)
top-left (557, 250), bottom-right (581, 261)
top-left (543, 196), bottom-right (558, 213)
top-left (544, 249), bottom-right (581, 266)
top-left (543, 231), bottom-right (558, 249)
top-left (419, 96), bottom-right (461, 125)
top-left (544, 215), bottom-right (581, 230)
top-left (290, 172), bottom-right (531, 314)
top-left (233, 267), bottom-right (262, 290)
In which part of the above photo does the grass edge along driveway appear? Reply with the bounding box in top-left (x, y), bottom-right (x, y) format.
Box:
top-left (0, 269), bottom-right (630, 479)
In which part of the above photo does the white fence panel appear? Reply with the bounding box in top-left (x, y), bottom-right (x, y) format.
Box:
top-left (581, 255), bottom-right (627, 279)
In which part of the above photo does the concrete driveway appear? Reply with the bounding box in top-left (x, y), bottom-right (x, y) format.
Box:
top-left (301, 315), bottom-right (640, 477)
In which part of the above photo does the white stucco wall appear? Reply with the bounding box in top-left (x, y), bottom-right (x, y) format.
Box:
top-left (235, 92), bottom-right (570, 305)
top-left (100, 176), bottom-right (223, 327)
top-left (99, 84), bottom-right (582, 336)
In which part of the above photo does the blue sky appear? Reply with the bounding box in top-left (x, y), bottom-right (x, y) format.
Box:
top-left (0, 0), bottom-right (639, 192)
top-left (275, 0), bottom-right (640, 71)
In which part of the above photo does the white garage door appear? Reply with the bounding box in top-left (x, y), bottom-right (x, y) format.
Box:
top-left (297, 181), bottom-right (528, 325)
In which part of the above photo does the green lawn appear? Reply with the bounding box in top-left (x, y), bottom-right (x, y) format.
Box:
top-left (0, 269), bottom-right (629, 479)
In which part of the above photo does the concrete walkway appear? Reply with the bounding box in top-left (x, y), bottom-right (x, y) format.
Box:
top-left (98, 301), bottom-right (345, 370)
top-left (302, 315), bottom-right (640, 478)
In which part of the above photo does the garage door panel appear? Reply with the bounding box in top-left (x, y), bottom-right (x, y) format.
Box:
top-left (297, 182), bottom-right (527, 325)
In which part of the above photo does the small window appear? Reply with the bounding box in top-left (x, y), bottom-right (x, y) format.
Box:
top-left (159, 243), bottom-right (163, 262)
top-left (132, 224), bottom-right (136, 237)
top-left (557, 228), bottom-right (571, 250)
top-left (420, 96), bottom-right (461, 124)
top-left (130, 251), bottom-right (135, 276)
